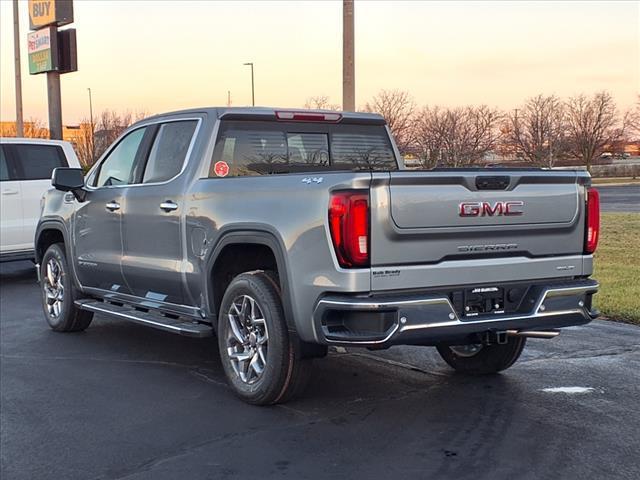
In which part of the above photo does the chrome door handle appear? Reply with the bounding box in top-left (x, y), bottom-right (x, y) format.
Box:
top-left (105, 201), bottom-right (120, 211)
top-left (160, 201), bottom-right (178, 212)
top-left (1, 189), bottom-right (19, 195)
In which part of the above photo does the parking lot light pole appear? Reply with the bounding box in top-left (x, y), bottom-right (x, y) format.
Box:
top-left (243, 62), bottom-right (255, 106)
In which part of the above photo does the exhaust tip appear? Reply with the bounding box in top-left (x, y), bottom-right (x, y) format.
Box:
top-left (506, 329), bottom-right (560, 339)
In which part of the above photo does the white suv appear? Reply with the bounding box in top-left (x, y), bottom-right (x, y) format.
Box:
top-left (1, 138), bottom-right (81, 262)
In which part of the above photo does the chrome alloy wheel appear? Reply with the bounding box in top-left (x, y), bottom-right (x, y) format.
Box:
top-left (43, 258), bottom-right (64, 319)
top-left (226, 295), bottom-right (269, 384)
top-left (449, 344), bottom-right (483, 357)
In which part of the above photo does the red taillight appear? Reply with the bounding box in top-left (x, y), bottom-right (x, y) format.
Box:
top-left (585, 187), bottom-right (600, 254)
top-left (329, 191), bottom-right (369, 268)
top-left (275, 111), bottom-right (342, 122)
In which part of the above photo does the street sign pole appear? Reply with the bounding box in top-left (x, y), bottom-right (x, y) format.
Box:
top-left (13, 0), bottom-right (24, 136)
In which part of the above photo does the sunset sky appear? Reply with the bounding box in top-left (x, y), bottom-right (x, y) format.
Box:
top-left (1, 0), bottom-right (638, 125)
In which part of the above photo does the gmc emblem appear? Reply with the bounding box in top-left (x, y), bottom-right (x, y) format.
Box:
top-left (459, 201), bottom-right (524, 217)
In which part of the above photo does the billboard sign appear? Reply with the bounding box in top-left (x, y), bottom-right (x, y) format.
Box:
top-left (28, 0), bottom-right (74, 30)
top-left (28, 27), bottom-right (58, 74)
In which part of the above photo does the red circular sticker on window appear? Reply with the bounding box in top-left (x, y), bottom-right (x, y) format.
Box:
top-left (214, 161), bottom-right (229, 177)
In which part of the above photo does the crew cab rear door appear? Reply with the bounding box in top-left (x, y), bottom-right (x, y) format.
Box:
top-left (120, 118), bottom-right (201, 307)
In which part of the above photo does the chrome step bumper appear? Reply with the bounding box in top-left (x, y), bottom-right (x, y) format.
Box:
top-left (313, 279), bottom-right (599, 346)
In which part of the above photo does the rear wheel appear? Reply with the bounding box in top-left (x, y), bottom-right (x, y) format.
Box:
top-left (40, 243), bottom-right (93, 332)
top-left (217, 271), bottom-right (311, 405)
top-left (436, 337), bottom-right (526, 374)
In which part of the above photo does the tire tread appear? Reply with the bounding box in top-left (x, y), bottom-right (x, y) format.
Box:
top-left (41, 243), bottom-right (92, 333)
top-left (217, 270), bottom-right (311, 405)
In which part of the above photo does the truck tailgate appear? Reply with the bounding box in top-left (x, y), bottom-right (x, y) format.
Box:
top-left (369, 170), bottom-right (590, 291)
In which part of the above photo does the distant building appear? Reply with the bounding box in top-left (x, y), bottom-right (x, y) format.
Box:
top-left (0, 121), bottom-right (48, 139)
top-left (1, 120), bottom-right (92, 151)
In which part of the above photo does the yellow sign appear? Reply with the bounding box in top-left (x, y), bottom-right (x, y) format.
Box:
top-left (28, 0), bottom-right (74, 31)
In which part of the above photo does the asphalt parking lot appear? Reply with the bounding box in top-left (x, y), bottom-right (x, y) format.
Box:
top-left (1, 260), bottom-right (639, 480)
top-left (598, 184), bottom-right (640, 212)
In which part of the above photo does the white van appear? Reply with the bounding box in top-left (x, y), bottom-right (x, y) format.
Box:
top-left (1, 138), bottom-right (81, 262)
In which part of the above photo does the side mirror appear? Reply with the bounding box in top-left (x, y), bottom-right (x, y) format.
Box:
top-left (52, 168), bottom-right (86, 201)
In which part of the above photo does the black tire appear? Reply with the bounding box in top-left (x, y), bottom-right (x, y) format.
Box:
top-left (217, 270), bottom-right (311, 405)
top-left (436, 337), bottom-right (526, 375)
top-left (40, 243), bottom-right (93, 332)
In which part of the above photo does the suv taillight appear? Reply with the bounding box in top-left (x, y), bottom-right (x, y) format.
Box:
top-left (585, 187), bottom-right (600, 254)
top-left (329, 191), bottom-right (369, 268)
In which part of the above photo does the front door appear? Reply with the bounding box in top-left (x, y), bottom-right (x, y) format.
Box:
top-left (120, 119), bottom-right (199, 306)
top-left (74, 126), bottom-right (149, 293)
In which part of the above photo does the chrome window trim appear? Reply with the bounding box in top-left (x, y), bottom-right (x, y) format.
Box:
top-left (85, 117), bottom-right (203, 191)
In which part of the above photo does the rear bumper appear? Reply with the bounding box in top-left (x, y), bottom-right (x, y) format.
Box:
top-left (312, 279), bottom-right (599, 347)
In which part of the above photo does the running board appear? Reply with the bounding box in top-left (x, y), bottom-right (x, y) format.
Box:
top-left (75, 299), bottom-right (213, 338)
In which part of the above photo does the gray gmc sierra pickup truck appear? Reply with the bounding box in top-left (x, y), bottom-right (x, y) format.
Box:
top-left (35, 107), bottom-right (600, 405)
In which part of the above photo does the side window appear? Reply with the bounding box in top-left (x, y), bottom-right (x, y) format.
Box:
top-left (95, 128), bottom-right (146, 187)
top-left (142, 120), bottom-right (197, 183)
top-left (10, 144), bottom-right (66, 180)
top-left (0, 147), bottom-right (10, 181)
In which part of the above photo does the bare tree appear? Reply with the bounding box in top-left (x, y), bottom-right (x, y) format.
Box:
top-left (626, 94), bottom-right (640, 138)
top-left (565, 91), bottom-right (623, 171)
top-left (506, 95), bottom-right (567, 168)
top-left (465, 105), bottom-right (503, 164)
top-left (412, 105), bottom-right (502, 167)
top-left (25, 118), bottom-right (50, 139)
top-left (93, 109), bottom-right (148, 159)
top-left (412, 106), bottom-right (443, 168)
top-left (304, 95), bottom-right (340, 110)
top-left (364, 89), bottom-right (415, 154)
top-left (73, 120), bottom-right (95, 168)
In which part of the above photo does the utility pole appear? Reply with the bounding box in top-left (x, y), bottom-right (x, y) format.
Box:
top-left (87, 88), bottom-right (94, 163)
top-left (13, 0), bottom-right (24, 136)
top-left (342, 0), bottom-right (355, 111)
top-left (243, 62), bottom-right (255, 106)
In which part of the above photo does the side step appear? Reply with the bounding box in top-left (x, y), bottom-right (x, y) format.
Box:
top-left (75, 299), bottom-right (213, 338)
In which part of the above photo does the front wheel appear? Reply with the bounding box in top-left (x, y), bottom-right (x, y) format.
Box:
top-left (217, 271), bottom-right (311, 405)
top-left (40, 243), bottom-right (93, 332)
top-left (436, 337), bottom-right (526, 374)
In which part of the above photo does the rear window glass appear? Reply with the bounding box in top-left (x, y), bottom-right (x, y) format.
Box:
top-left (332, 133), bottom-right (396, 169)
top-left (10, 144), bottom-right (66, 180)
top-left (210, 121), bottom-right (397, 177)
